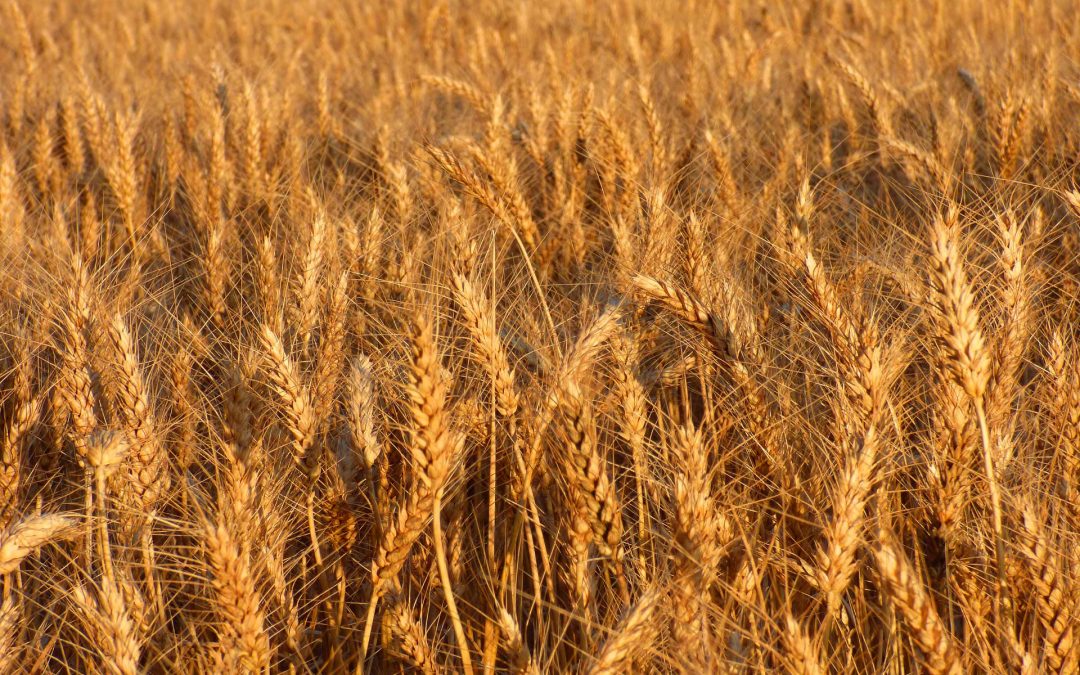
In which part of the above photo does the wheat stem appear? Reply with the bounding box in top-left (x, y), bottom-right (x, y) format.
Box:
top-left (433, 488), bottom-right (474, 675)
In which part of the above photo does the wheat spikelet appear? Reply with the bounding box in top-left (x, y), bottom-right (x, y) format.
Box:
top-left (199, 209), bottom-right (230, 327)
top-left (632, 274), bottom-right (726, 350)
top-left (428, 144), bottom-right (538, 250)
top-left (57, 257), bottom-right (99, 460)
top-left (465, 142), bottom-right (539, 251)
top-left (207, 102), bottom-right (230, 216)
top-left (85, 429), bottom-right (129, 475)
top-left (422, 74), bottom-right (491, 116)
top-left (985, 210), bottom-right (1028, 432)
top-left (786, 190), bottom-right (883, 425)
top-left (0, 140), bottom-right (25, 239)
top-left (403, 317), bottom-right (453, 486)
top-left (1064, 190), bottom-right (1080, 220)
top-left (1047, 332), bottom-right (1080, 487)
top-left (170, 340), bottom-right (197, 471)
top-left (637, 82), bottom-right (668, 179)
top-left (929, 380), bottom-right (979, 538)
top-left (363, 316), bottom-right (464, 668)
top-left (59, 95), bottom-right (85, 177)
top-left (831, 55), bottom-right (893, 139)
top-left (591, 107), bottom-right (637, 218)
top-left (31, 111), bottom-right (56, 200)
top-left (992, 94), bottom-right (1029, 180)
top-left (885, 136), bottom-right (949, 189)
top-left (611, 330), bottom-right (653, 565)
top-left (256, 235), bottom-right (284, 333)
top-left (239, 82), bottom-right (264, 196)
top-left (927, 206), bottom-right (1010, 633)
top-left (369, 487), bottom-right (435, 598)
top-left (105, 110), bottom-right (141, 253)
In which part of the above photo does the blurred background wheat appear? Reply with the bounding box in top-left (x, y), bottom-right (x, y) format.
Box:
top-left (1, 0), bottom-right (1079, 672)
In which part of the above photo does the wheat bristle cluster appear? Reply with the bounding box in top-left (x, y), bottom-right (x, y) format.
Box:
top-left (1, 0), bottom-right (1078, 672)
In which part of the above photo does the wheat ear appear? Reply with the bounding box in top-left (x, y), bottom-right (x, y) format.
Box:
top-left (70, 579), bottom-right (141, 675)
top-left (926, 208), bottom-right (1005, 633)
top-left (383, 597), bottom-right (442, 674)
top-left (873, 531), bottom-right (963, 675)
top-left (589, 587), bottom-right (661, 675)
top-left (1017, 499), bottom-right (1077, 674)
top-left (204, 521), bottom-right (271, 672)
top-left (0, 513), bottom-right (79, 575)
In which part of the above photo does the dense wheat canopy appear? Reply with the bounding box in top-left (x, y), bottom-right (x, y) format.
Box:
top-left (1, 0), bottom-right (1079, 672)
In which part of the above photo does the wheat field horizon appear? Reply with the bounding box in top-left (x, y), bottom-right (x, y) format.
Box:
top-left (0, 1), bottom-right (1078, 673)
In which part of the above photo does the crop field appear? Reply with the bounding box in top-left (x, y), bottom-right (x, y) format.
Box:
top-left (0, 0), bottom-right (1079, 672)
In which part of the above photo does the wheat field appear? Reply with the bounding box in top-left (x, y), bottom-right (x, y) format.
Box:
top-left (0, 0), bottom-right (1078, 672)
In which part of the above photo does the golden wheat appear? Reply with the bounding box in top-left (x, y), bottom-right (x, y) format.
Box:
top-left (0, 0), bottom-right (1078, 672)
